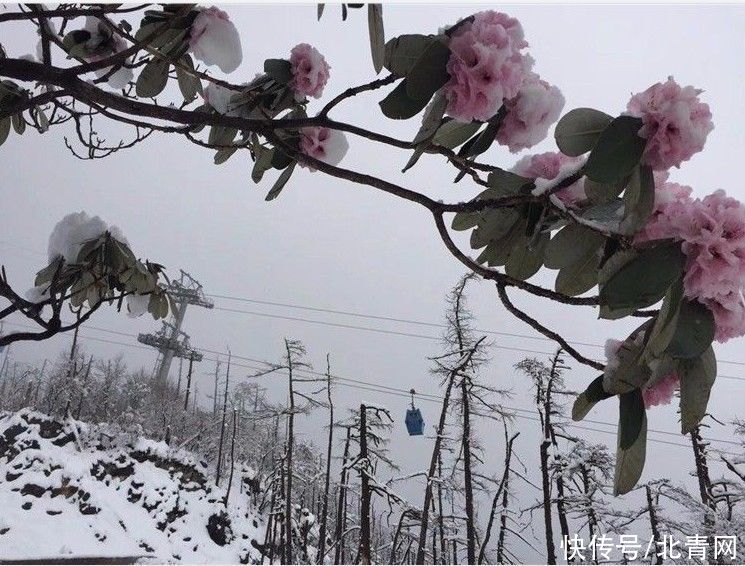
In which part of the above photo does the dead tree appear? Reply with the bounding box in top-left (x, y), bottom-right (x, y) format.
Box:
top-left (215, 348), bottom-right (231, 486)
top-left (317, 354), bottom-right (335, 564)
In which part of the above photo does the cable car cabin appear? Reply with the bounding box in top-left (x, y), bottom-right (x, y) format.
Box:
top-left (405, 389), bottom-right (424, 436)
top-left (405, 408), bottom-right (424, 436)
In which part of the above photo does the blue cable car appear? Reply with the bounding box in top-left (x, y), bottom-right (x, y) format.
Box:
top-left (405, 389), bottom-right (424, 436)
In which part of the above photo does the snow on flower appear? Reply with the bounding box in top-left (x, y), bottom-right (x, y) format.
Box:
top-left (289, 43), bottom-right (330, 100)
top-left (636, 179), bottom-right (745, 342)
top-left (603, 338), bottom-right (624, 374)
top-left (443, 10), bottom-right (533, 123)
top-left (298, 127), bottom-right (349, 171)
top-left (188, 6), bottom-right (242, 74)
top-left (126, 293), bottom-right (150, 318)
top-left (81, 17), bottom-right (133, 89)
top-left (512, 151), bottom-right (586, 206)
top-left (47, 212), bottom-right (128, 265)
top-left (496, 73), bottom-right (564, 153)
top-left (626, 76), bottom-right (714, 171)
top-left (642, 372), bottom-right (679, 408)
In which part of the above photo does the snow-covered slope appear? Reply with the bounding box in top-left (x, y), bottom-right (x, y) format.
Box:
top-left (0, 410), bottom-right (266, 563)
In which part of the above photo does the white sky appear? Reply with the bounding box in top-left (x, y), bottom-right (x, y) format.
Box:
top-left (2, 3), bottom-right (745, 561)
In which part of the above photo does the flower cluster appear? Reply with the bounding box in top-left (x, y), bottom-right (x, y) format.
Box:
top-left (636, 175), bottom-right (745, 342)
top-left (626, 76), bottom-right (714, 171)
top-left (290, 43), bottom-right (330, 100)
top-left (642, 373), bottom-right (680, 409)
top-left (189, 6), bottom-right (243, 73)
top-left (298, 127), bottom-right (349, 171)
top-left (511, 151), bottom-right (586, 207)
top-left (496, 73), bottom-right (565, 153)
top-left (443, 11), bottom-right (533, 123)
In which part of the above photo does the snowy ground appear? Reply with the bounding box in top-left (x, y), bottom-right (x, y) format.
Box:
top-left (0, 410), bottom-right (266, 564)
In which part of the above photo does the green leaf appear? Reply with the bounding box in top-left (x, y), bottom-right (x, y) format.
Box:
top-left (486, 169), bottom-right (532, 196)
top-left (176, 55), bottom-right (200, 102)
top-left (252, 147), bottom-right (275, 183)
top-left (461, 117), bottom-right (503, 158)
top-left (411, 90), bottom-right (447, 145)
top-left (379, 79), bottom-right (431, 120)
top-left (136, 58), bottom-right (170, 98)
top-left (599, 242), bottom-right (685, 313)
top-left (451, 211), bottom-right (480, 232)
top-left (614, 389), bottom-right (647, 495)
top-left (11, 112), bottom-right (25, 135)
top-left (383, 34), bottom-right (432, 77)
top-left (265, 162), bottom-right (296, 201)
top-left (367, 4), bottom-right (385, 74)
top-left (555, 252), bottom-right (599, 297)
top-left (208, 125), bottom-right (237, 147)
top-left (264, 59), bottom-right (293, 84)
top-left (585, 116), bottom-right (646, 184)
top-left (505, 232), bottom-right (548, 281)
top-left (584, 177), bottom-right (627, 204)
top-left (470, 209), bottom-right (520, 249)
top-left (0, 116), bottom-right (10, 147)
top-left (35, 107), bottom-right (49, 133)
top-left (666, 299), bottom-right (716, 360)
top-left (476, 220), bottom-right (524, 267)
top-left (572, 376), bottom-right (614, 421)
top-left (678, 346), bottom-right (717, 434)
top-left (554, 108), bottom-right (614, 157)
top-left (619, 165), bottom-right (655, 235)
top-left (544, 224), bottom-right (605, 270)
top-left (603, 335), bottom-right (652, 395)
top-left (405, 39), bottom-right (450, 101)
top-left (643, 278), bottom-right (684, 361)
top-left (214, 146), bottom-right (238, 165)
top-left (433, 120), bottom-right (481, 149)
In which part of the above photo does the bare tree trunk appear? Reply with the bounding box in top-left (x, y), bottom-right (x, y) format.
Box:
top-left (183, 357), bottom-right (194, 411)
top-left (437, 453), bottom-right (446, 566)
top-left (645, 485), bottom-right (663, 565)
top-left (358, 404), bottom-right (371, 565)
top-left (215, 350), bottom-right (231, 486)
top-left (285, 340), bottom-right (295, 565)
top-left (461, 378), bottom-right (476, 565)
top-left (555, 468), bottom-right (571, 549)
top-left (74, 355), bottom-right (93, 419)
top-left (415, 371), bottom-right (457, 564)
top-left (580, 464), bottom-right (599, 540)
top-left (480, 431), bottom-right (518, 564)
top-left (212, 358), bottom-right (221, 415)
top-left (540, 435), bottom-right (557, 564)
top-left (317, 354), bottom-right (334, 564)
top-left (224, 409), bottom-right (237, 507)
top-left (335, 427), bottom-right (352, 565)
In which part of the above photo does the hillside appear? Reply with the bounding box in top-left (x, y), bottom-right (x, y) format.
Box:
top-left (0, 409), bottom-right (267, 564)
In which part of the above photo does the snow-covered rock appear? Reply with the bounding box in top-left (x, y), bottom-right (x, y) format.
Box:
top-left (0, 410), bottom-right (266, 563)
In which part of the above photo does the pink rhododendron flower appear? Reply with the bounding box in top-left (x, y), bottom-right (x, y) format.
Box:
top-left (290, 43), bottom-right (330, 100)
top-left (636, 179), bottom-right (745, 342)
top-left (189, 6), bottom-right (242, 73)
top-left (642, 373), bottom-right (679, 408)
top-left (443, 11), bottom-right (533, 123)
top-left (511, 152), bottom-right (586, 206)
top-left (496, 73), bottom-right (564, 153)
top-left (626, 76), bottom-right (713, 171)
top-left (298, 127), bottom-right (349, 171)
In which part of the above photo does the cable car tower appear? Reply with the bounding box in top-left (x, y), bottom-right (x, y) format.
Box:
top-left (137, 270), bottom-right (213, 386)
